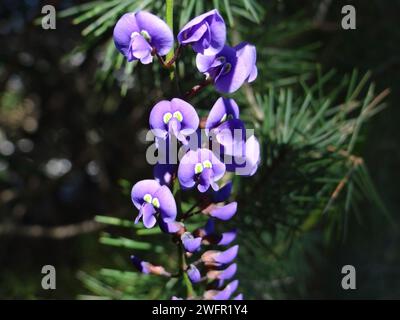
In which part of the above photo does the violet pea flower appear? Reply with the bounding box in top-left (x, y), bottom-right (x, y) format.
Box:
top-left (131, 179), bottom-right (177, 228)
top-left (207, 263), bottom-right (237, 282)
top-left (196, 42), bottom-right (257, 93)
top-left (201, 245), bottom-right (239, 267)
top-left (202, 228), bottom-right (237, 246)
top-left (195, 219), bottom-right (237, 246)
top-left (178, 9), bottom-right (226, 55)
top-left (205, 97), bottom-right (240, 131)
top-left (203, 280), bottom-right (239, 300)
top-left (217, 229), bottom-right (237, 246)
top-left (206, 98), bottom-right (246, 157)
top-left (226, 135), bottom-right (261, 176)
top-left (187, 264), bottom-right (202, 284)
top-left (150, 98), bottom-right (199, 145)
top-left (209, 202), bottom-right (238, 221)
top-left (178, 148), bottom-right (226, 193)
top-left (113, 11), bottom-right (173, 64)
top-left (181, 232), bottom-right (202, 253)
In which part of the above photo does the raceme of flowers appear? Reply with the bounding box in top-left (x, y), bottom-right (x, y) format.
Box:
top-left (113, 9), bottom-right (260, 300)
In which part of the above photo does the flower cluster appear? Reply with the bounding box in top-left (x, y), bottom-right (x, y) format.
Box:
top-left (114, 9), bottom-right (260, 300)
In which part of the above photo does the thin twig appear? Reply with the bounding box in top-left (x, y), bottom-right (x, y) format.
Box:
top-left (155, 46), bottom-right (182, 69)
top-left (185, 78), bottom-right (213, 99)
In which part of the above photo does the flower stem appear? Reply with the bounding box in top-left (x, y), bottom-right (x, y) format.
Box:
top-left (156, 46), bottom-right (182, 70)
top-left (166, 0), bottom-right (174, 80)
top-left (173, 178), bottom-right (194, 297)
top-left (178, 243), bottom-right (194, 298)
top-left (185, 78), bottom-right (213, 99)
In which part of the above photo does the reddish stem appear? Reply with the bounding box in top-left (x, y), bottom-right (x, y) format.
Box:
top-left (185, 78), bottom-right (213, 99)
top-left (154, 45), bottom-right (182, 69)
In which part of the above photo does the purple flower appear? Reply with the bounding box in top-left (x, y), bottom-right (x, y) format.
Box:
top-left (207, 263), bottom-right (237, 282)
top-left (178, 148), bottom-right (226, 192)
top-left (187, 264), bottom-right (202, 283)
top-left (131, 179), bottom-right (177, 228)
top-left (150, 98), bottom-right (199, 145)
top-left (205, 97), bottom-right (260, 175)
top-left (205, 97), bottom-right (240, 131)
top-left (113, 11), bottom-right (173, 64)
top-left (181, 232), bottom-right (202, 253)
top-left (196, 42), bottom-right (257, 93)
top-left (209, 202), bottom-right (237, 221)
top-left (226, 135), bottom-right (261, 176)
top-left (206, 97), bottom-right (246, 157)
top-left (203, 280), bottom-right (239, 300)
top-left (195, 219), bottom-right (237, 246)
top-left (217, 229), bottom-right (237, 246)
top-left (201, 245), bottom-right (239, 267)
top-left (178, 9), bottom-right (226, 55)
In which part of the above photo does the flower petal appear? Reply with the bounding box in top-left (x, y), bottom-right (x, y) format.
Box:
top-left (207, 263), bottom-right (237, 281)
top-left (212, 119), bottom-right (246, 157)
top-left (170, 98), bottom-right (199, 135)
top-left (113, 13), bottom-right (140, 61)
top-left (196, 53), bottom-right (217, 73)
top-left (214, 245), bottom-right (239, 265)
top-left (130, 33), bottom-right (152, 60)
top-left (226, 135), bottom-right (260, 176)
top-left (210, 202), bottom-right (237, 221)
top-left (135, 11), bottom-right (173, 56)
top-left (214, 43), bottom-right (257, 93)
top-left (218, 229), bottom-right (237, 245)
top-left (177, 150), bottom-right (197, 189)
top-left (187, 264), bottom-right (202, 283)
top-left (209, 280), bottom-right (238, 300)
top-left (206, 97), bottom-right (240, 131)
top-left (181, 232), bottom-right (202, 253)
top-left (142, 203), bottom-right (157, 228)
top-left (179, 22), bottom-right (209, 44)
top-left (178, 9), bottom-right (226, 55)
top-left (235, 42), bottom-right (257, 82)
top-left (131, 179), bottom-right (161, 209)
top-left (149, 100), bottom-right (171, 137)
top-left (154, 185), bottom-right (177, 220)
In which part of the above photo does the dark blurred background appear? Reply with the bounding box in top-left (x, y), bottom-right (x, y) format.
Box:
top-left (0, 0), bottom-right (399, 299)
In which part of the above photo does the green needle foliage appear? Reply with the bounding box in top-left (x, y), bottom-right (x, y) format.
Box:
top-left (59, 0), bottom-right (389, 299)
